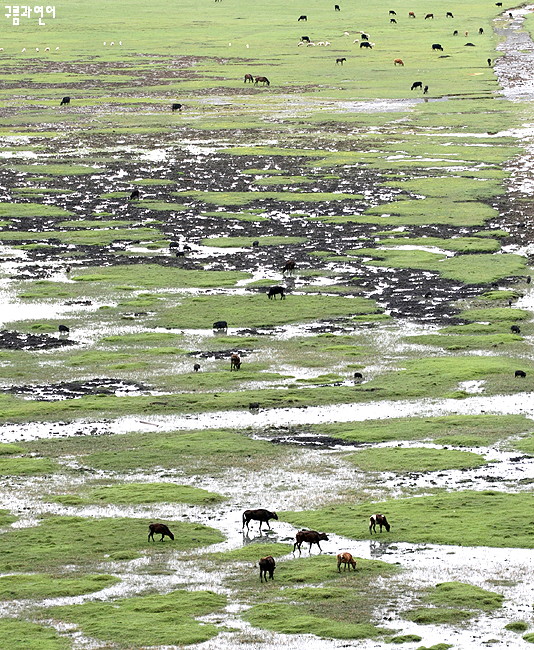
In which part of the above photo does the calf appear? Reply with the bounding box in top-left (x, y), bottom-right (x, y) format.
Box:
top-left (432, 43), bottom-right (443, 51)
top-left (268, 286), bottom-right (285, 300)
top-left (408, 11), bottom-right (415, 18)
top-left (411, 81), bottom-right (423, 90)
top-left (193, 363), bottom-right (201, 372)
top-left (171, 103), bottom-right (183, 112)
top-left (148, 522), bottom-right (174, 542)
top-left (293, 530), bottom-right (329, 553)
top-left (394, 58), bottom-right (404, 66)
top-left (369, 514), bottom-right (391, 534)
top-left (337, 552), bottom-right (357, 572)
top-left (334, 4), bottom-right (340, 10)
top-left (511, 325), bottom-right (521, 335)
top-left (479, 27), bottom-right (484, 35)
top-left (60, 96), bottom-right (70, 106)
top-left (259, 555), bottom-right (276, 582)
top-left (301, 36), bottom-right (310, 43)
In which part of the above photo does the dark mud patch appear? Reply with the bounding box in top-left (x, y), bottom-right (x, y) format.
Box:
top-left (269, 433), bottom-right (361, 448)
top-left (4, 378), bottom-right (151, 401)
top-left (187, 348), bottom-right (253, 360)
top-left (0, 330), bottom-right (76, 350)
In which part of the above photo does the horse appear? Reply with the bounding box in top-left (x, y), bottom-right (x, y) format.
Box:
top-left (244, 73), bottom-right (254, 83)
top-left (369, 514), bottom-right (390, 534)
top-left (255, 76), bottom-right (270, 86)
top-left (336, 57), bottom-right (346, 65)
top-left (148, 523), bottom-right (174, 542)
top-left (259, 555), bottom-right (276, 581)
top-left (230, 353), bottom-right (241, 370)
top-left (242, 508), bottom-right (278, 531)
top-left (394, 58), bottom-right (404, 66)
top-left (337, 552), bottom-right (357, 572)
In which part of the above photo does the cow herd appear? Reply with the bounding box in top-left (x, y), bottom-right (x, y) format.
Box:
top-left (148, 511), bottom-right (391, 582)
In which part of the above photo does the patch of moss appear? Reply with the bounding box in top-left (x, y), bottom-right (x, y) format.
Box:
top-left (0, 619), bottom-right (69, 649)
top-left (345, 447), bottom-right (486, 473)
top-left (0, 573), bottom-right (119, 600)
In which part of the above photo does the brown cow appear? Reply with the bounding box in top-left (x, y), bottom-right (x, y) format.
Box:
top-left (259, 555), bottom-right (276, 581)
top-left (148, 523), bottom-right (174, 542)
top-left (282, 259), bottom-right (296, 275)
top-left (337, 552), bottom-right (357, 572)
top-left (243, 508), bottom-right (278, 531)
top-left (230, 353), bottom-right (241, 370)
top-left (394, 58), bottom-right (404, 66)
top-left (369, 514), bottom-right (390, 534)
top-left (293, 530), bottom-right (329, 553)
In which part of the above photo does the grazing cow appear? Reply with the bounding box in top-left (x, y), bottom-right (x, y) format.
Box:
top-left (244, 73), bottom-right (254, 83)
top-left (515, 370), bottom-right (527, 378)
top-left (423, 85), bottom-right (429, 94)
top-left (408, 11), bottom-right (415, 18)
top-left (171, 103), bottom-right (183, 112)
top-left (298, 14), bottom-right (307, 21)
top-left (252, 240), bottom-right (260, 247)
top-left (337, 552), bottom-right (357, 572)
top-left (511, 325), bottom-right (521, 334)
top-left (354, 372), bottom-right (363, 382)
top-left (390, 18), bottom-right (397, 23)
top-left (148, 523), bottom-right (174, 542)
top-left (389, 10), bottom-right (396, 15)
top-left (509, 12), bottom-right (513, 18)
top-left (465, 42), bottom-right (475, 47)
top-left (394, 58), bottom-right (404, 66)
top-left (193, 363), bottom-right (201, 372)
top-left (360, 41), bottom-right (372, 49)
top-left (268, 286), bottom-right (286, 300)
top-left (58, 324), bottom-right (70, 333)
top-left (242, 508), bottom-right (278, 531)
top-left (282, 259), bottom-right (296, 275)
top-left (487, 58), bottom-right (492, 66)
top-left (360, 33), bottom-right (369, 40)
top-left (230, 353), bottom-right (241, 370)
top-left (411, 81), bottom-right (423, 90)
top-left (453, 30), bottom-right (458, 36)
top-left (432, 43), bottom-right (443, 51)
top-left (334, 4), bottom-right (340, 10)
top-left (527, 276), bottom-right (532, 284)
top-left (446, 12), bottom-right (454, 18)
top-left (213, 320), bottom-right (228, 332)
top-left (294, 530), bottom-right (329, 553)
top-left (478, 27), bottom-right (484, 34)
top-left (255, 76), bottom-right (270, 86)
top-left (129, 189), bottom-right (140, 200)
top-left (369, 514), bottom-right (391, 534)
top-left (259, 555), bottom-right (276, 582)
top-left (336, 57), bottom-right (347, 65)
top-left (60, 96), bottom-right (70, 106)
top-left (425, 13), bottom-right (433, 19)
top-left (496, 2), bottom-right (502, 6)
top-left (301, 36), bottom-right (310, 43)
top-left (249, 401), bottom-right (260, 410)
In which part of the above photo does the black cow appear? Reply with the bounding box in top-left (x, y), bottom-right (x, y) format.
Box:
top-left (360, 33), bottom-right (369, 40)
top-left (389, 10), bottom-right (396, 15)
top-left (432, 43), bottom-right (443, 51)
top-left (268, 286), bottom-right (285, 300)
top-left (252, 240), bottom-right (260, 247)
top-left (515, 370), bottom-right (527, 378)
top-left (259, 555), bottom-right (276, 581)
top-left (193, 363), bottom-right (201, 372)
top-left (465, 42), bottom-right (475, 47)
top-left (487, 58), bottom-right (492, 66)
top-left (390, 18), bottom-right (397, 23)
top-left (511, 325), bottom-right (521, 334)
top-left (425, 13), bottom-right (434, 19)
top-left (171, 103), bottom-right (183, 112)
top-left (411, 81), bottom-right (423, 90)
top-left (360, 41), bottom-right (372, 49)
top-left (213, 320), bottom-right (228, 332)
top-left (242, 508), bottom-right (278, 531)
top-left (453, 30), bottom-right (459, 36)
top-left (129, 189), bottom-right (140, 200)
top-left (301, 36), bottom-right (310, 42)
top-left (354, 372), bottom-right (363, 382)
top-left (478, 27), bottom-right (484, 34)
top-left (298, 14), bottom-right (307, 21)
top-left (334, 4), bottom-right (340, 10)
top-left (60, 96), bottom-right (70, 106)
top-left (423, 85), bottom-right (429, 94)
top-left (58, 324), bottom-right (70, 333)
top-left (446, 11), bottom-right (454, 18)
